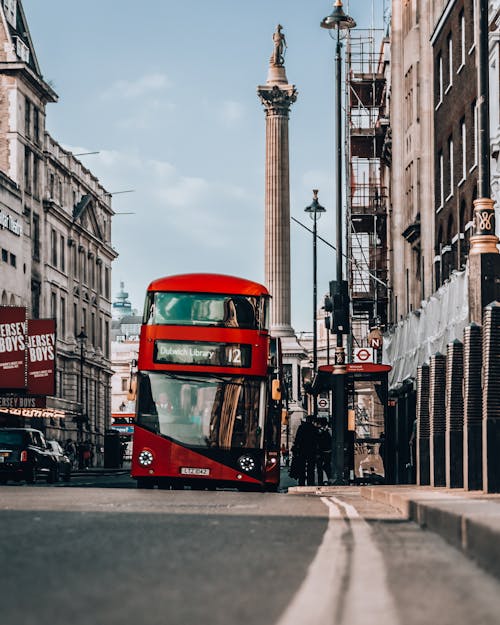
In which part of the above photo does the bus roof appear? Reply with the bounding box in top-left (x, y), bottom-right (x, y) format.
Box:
top-left (146, 273), bottom-right (270, 297)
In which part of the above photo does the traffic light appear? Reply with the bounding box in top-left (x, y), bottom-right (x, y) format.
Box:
top-left (329, 280), bottom-right (350, 334)
top-left (323, 294), bottom-right (333, 330)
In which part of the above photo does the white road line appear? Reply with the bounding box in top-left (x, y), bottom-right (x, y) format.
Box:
top-left (274, 498), bottom-right (346, 625)
top-left (328, 495), bottom-right (399, 625)
top-left (275, 495), bottom-right (399, 625)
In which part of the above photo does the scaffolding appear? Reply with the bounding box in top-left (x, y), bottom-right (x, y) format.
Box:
top-left (345, 28), bottom-right (390, 349)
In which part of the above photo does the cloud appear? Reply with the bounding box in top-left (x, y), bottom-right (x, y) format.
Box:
top-left (64, 148), bottom-right (264, 307)
top-left (101, 73), bottom-right (171, 100)
top-left (218, 100), bottom-right (245, 126)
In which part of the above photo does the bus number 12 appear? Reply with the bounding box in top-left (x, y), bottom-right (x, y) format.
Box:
top-left (227, 347), bottom-right (242, 365)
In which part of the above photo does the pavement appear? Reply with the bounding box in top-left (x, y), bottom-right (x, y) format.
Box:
top-left (287, 482), bottom-right (500, 581)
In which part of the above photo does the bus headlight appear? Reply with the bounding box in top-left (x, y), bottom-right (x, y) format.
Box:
top-left (237, 454), bottom-right (256, 472)
top-left (138, 450), bottom-right (154, 467)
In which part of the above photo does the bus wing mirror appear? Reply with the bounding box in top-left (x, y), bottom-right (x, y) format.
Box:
top-left (272, 379), bottom-right (281, 401)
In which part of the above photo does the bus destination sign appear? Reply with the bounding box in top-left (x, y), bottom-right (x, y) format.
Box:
top-left (154, 340), bottom-right (252, 368)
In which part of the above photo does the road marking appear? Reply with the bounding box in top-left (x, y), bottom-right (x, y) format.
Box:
top-left (275, 494), bottom-right (398, 625)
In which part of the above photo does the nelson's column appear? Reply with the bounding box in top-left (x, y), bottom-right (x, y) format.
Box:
top-left (258, 26), bottom-right (306, 430)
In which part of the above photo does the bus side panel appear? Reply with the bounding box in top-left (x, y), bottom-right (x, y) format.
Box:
top-left (131, 426), bottom-right (261, 485)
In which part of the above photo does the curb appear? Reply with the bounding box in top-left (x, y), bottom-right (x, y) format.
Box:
top-left (360, 486), bottom-right (500, 580)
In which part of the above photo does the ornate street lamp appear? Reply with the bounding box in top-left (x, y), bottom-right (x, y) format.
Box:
top-left (76, 327), bottom-right (87, 469)
top-left (305, 189), bottom-right (326, 417)
top-left (321, 0), bottom-right (356, 484)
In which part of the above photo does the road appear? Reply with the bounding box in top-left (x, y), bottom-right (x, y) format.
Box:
top-left (1, 474), bottom-right (500, 625)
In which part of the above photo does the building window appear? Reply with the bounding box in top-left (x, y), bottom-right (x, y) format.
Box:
top-left (51, 229), bottom-right (57, 266)
top-left (31, 280), bottom-right (40, 319)
top-left (74, 303), bottom-right (78, 336)
top-left (82, 308), bottom-right (87, 334)
top-left (32, 213), bottom-right (40, 261)
top-left (72, 245), bottom-right (78, 279)
top-left (472, 100), bottom-right (478, 169)
top-left (448, 136), bottom-right (453, 198)
top-left (51, 292), bottom-right (57, 319)
top-left (458, 11), bottom-right (465, 70)
top-left (105, 267), bottom-right (110, 298)
top-left (1, 248), bottom-right (7, 263)
top-left (60, 235), bottom-right (65, 272)
top-left (25, 97), bottom-right (31, 138)
top-left (470, 0), bottom-right (476, 52)
top-left (9, 253), bottom-right (16, 268)
top-left (99, 316), bottom-right (103, 349)
top-left (82, 252), bottom-right (87, 284)
top-left (24, 146), bottom-right (31, 193)
top-left (33, 108), bottom-right (40, 145)
top-left (461, 118), bottom-right (466, 180)
top-left (121, 378), bottom-right (129, 392)
top-left (447, 34), bottom-right (453, 89)
top-left (33, 157), bottom-right (39, 197)
top-left (105, 320), bottom-right (110, 358)
top-left (436, 53), bottom-right (443, 107)
top-left (91, 312), bottom-right (95, 345)
top-left (60, 296), bottom-right (66, 338)
top-left (49, 173), bottom-right (54, 200)
top-left (438, 151), bottom-right (444, 209)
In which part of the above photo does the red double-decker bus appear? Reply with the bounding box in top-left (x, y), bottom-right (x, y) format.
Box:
top-left (131, 273), bottom-right (283, 491)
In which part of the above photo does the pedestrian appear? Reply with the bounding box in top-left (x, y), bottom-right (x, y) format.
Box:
top-left (316, 418), bottom-right (332, 485)
top-left (64, 438), bottom-right (76, 469)
top-left (290, 415), bottom-right (318, 486)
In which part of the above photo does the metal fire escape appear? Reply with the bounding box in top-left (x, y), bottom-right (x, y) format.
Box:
top-left (345, 29), bottom-right (390, 350)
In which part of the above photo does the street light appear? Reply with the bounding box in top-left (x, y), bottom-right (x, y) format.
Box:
top-left (304, 189), bottom-right (326, 417)
top-left (321, 0), bottom-right (356, 484)
top-left (76, 327), bottom-right (87, 469)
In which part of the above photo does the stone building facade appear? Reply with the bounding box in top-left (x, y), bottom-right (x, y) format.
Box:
top-left (0, 0), bottom-right (116, 464)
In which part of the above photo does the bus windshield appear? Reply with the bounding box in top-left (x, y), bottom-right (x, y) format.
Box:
top-left (143, 292), bottom-right (266, 329)
top-left (136, 372), bottom-right (264, 449)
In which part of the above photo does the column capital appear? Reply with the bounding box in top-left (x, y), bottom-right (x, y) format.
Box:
top-left (257, 84), bottom-right (297, 116)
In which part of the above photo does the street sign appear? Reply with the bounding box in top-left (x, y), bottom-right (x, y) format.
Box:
top-left (353, 347), bottom-right (374, 363)
top-left (317, 397), bottom-right (329, 410)
top-left (368, 328), bottom-right (383, 350)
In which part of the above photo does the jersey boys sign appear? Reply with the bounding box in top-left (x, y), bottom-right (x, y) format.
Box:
top-left (27, 319), bottom-right (56, 395)
top-left (154, 340), bottom-right (252, 368)
top-left (0, 307), bottom-right (56, 394)
top-left (0, 307), bottom-right (27, 388)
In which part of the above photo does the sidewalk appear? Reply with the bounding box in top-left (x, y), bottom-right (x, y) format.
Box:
top-left (287, 483), bottom-right (500, 581)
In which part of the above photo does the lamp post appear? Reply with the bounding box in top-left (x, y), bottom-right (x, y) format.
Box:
top-left (321, 0), bottom-right (356, 484)
top-left (305, 190), bottom-right (326, 417)
top-left (76, 327), bottom-right (87, 469)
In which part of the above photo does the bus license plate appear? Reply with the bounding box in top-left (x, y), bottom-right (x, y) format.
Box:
top-left (180, 467), bottom-right (210, 476)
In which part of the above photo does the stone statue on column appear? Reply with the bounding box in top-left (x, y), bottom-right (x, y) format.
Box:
top-left (271, 25), bottom-right (286, 67)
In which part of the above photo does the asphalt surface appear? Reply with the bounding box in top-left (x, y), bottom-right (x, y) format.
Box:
top-left (2, 474), bottom-right (500, 625)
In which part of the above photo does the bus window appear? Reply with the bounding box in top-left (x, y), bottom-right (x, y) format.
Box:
top-left (146, 292), bottom-right (260, 329)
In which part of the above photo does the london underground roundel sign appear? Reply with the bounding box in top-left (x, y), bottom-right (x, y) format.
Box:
top-left (353, 347), bottom-right (374, 363)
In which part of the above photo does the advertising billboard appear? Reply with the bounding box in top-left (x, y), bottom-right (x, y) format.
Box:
top-left (27, 319), bottom-right (56, 396)
top-left (0, 307), bottom-right (27, 389)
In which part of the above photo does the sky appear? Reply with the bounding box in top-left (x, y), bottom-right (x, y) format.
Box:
top-left (23, 0), bottom-right (387, 332)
